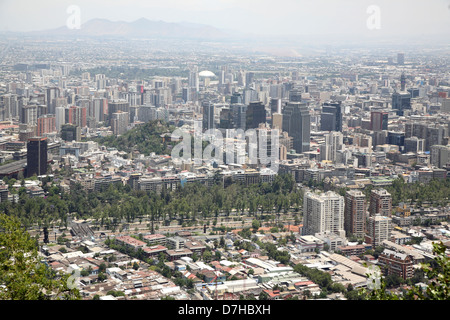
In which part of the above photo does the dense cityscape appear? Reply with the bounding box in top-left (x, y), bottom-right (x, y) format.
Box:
top-left (0, 2), bottom-right (449, 307)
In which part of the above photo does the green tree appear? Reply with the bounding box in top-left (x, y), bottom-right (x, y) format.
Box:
top-left (0, 214), bottom-right (80, 300)
top-left (361, 241), bottom-right (450, 300)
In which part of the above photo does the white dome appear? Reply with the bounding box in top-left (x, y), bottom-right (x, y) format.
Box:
top-left (199, 70), bottom-right (215, 77)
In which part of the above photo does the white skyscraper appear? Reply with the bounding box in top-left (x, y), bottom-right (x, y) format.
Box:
top-left (320, 131), bottom-right (343, 162)
top-left (303, 191), bottom-right (345, 238)
top-left (55, 107), bottom-right (65, 132)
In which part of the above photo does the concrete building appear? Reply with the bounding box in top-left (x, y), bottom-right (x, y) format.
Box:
top-left (344, 190), bottom-right (367, 239)
top-left (303, 191), bottom-right (345, 238)
top-left (366, 214), bottom-right (393, 248)
top-left (369, 189), bottom-right (392, 217)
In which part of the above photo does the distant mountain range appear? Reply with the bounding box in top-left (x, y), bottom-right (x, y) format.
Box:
top-left (27, 18), bottom-right (233, 40)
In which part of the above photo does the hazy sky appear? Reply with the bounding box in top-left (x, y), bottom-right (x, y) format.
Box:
top-left (0, 0), bottom-right (449, 37)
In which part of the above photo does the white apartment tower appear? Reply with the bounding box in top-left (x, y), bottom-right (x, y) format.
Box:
top-left (303, 191), bottom-right (345, 238)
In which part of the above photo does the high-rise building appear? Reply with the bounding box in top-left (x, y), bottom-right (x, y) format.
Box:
top-left (230, 93), bottom-right (243, 104)
top-left (111, 111), bottom-right (129, 136)
top-left (270, 98), bottom-right (281, 114)
top-left (45, 87), bottom-right (60, 115)
top-left (397, 53), bottom-right (405, 65)
top-left (108, 100), bottom-right (129, 124)
top-left (231, 103), bottom-right (247, 131)
top-left (246, 101), bottom-right (266, 129)
top-left (282, 102), bottom-right (310, 153)
top-left (95, 74), bottom-right (106, 90)
top-left (37, 115), bottom-right (56, 136)
top-left (60, 124), bottom-right (81, 142)
top-left (139, 105), bottom-right (157, 123)
top-left (245, 72), bottom-right (255, 88)
top-left (55, 107), bottom-right (65, 132)
top-left (303, 191), bottom-right (345, 238)
top-left (320, 131), bottom-right (343, 162)
top-left (369, 189), bottom-right (392, 217)
top-left (182, 87), bottom-right (190, 103)
top-left (321, 101), bottom-right (342, 132)
top-left (366, 214), bottom-right (392, 248)
top-left (392, 74), bottom-right (411, 116)
top-left (442, 98), bottom-right (450, 113)
top-left (387, 131), bottom-right (405, 147)
top-left (404, 137), bottom-right (425, 153)
top-left (202, 101), bottom-right (215, 131)
top-left (371, 111), bottom-right (388, 131)
top-left (20, 104), bottom-right (38, 124)
top-left (289, 89), bottom-right (302, 102)
top-left (430, 145), bottom-right (450, 169)
top-left (65, 106), bottom-right (87, 128)
top-left (188, 65), bottom-right (199, 92)
top-left (27, 137), bottom-right (48, 178)
top-left (272, 113), bottom-right (283, 131)
top-left (344, 190), bottom-right (366, 239)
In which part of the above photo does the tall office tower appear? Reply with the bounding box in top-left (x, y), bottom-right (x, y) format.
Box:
top-left (219, 107), bottom-right (233, 129)
top-left (431, 145), bottom-right (450, 169)
top-left (27, 137), bottom-right (47, 178)
top-left (60, 124), bottom-right (81, 142)
top-left (231, 103), bottom-right (247, 131)
top-left (245, 72), bottom-right (255, 88)
top-left (387, 131), bottom-right (405, 147)
top-left (369, 189), bottom-right (392, 217)
top-left (108, 100), bottom-right (129, 124)
top-left (20, 104), bottom-right (38, 124)
top-left (321, 101), bottom-right (343, 132)
top-left (344, 190), bottom-right (367, 238)
top-left (139, 105), bottom-right (157, 123)
top-left (37, 115), bottom-right (56, 136)
top-left (111, 111), bottom-right (129, 136)
top-left (65, 106), bottom-right (87, 128)
top-left (230, 92), bottom-right (243, 104)
top-left (400, 73), bottom-right (406, 91)
top-left (188, 65), bottom-right (199, 92)
top-left (404, 137), bottom-right (425, 153)
top-left (302, 191), bottom-right (345, 238)
top-left (243, 89), bottom-right (258, 105)
top-left (52, 96), bottom-right (68, 112)
top-left (269, 84), bottom-right (282, 99)
top-left (1, 94), bottom-right (17, 120)
top-left (392, 74), bottom-right (411, 116)
top-left (246, 101), bottom-right (266, 129)
top-left (45, 87), bottom-right (60, 115)
top-left (371, 111), bottom-right (388, 131)
top-left (153, 80), bottom-right (164, 89)
top-left (270, 98), bottom-right (281, 114)
top-left (202, 101), bottom-right (215, 131)
top-left (81, 72), bottom-right (90, 82)
top-left (320, 131), bottom-right (343, 162)
top-left (366, 214), bottom-right (393, 248)
top-left (272, 113), bottom-right (283, 131)
top-left (95, 74), bottom-right (106, 90)
top-left (91, 98), bottom-right (107, 122)
top-left (182, 87), bottom-right (190, 103)
top-left (282, 102), bottom-right (310, 153)
top-left (55, 107), bottom-right (65, 132)
top-left (397, 53), bottom-right (405, 65)
top-left (426, 126), bottom-right (446, 151)
top-left (289, 89), bottom-right (302, 102)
